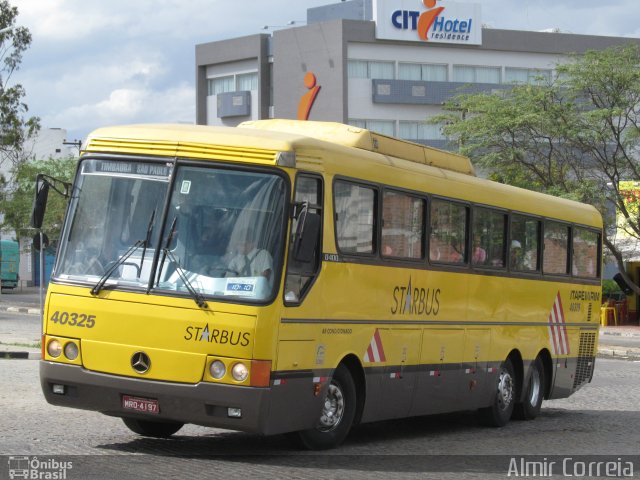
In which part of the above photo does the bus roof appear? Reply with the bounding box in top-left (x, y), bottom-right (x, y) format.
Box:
top-left (239, 120), bottom-right (475, 176)
top-left (83, 121), bottom-right (601, 228)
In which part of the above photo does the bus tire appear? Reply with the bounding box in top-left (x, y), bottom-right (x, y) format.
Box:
top-left (122, 417), bottom-right (183, 438)
top-left (297, 364), bottom-right (356, 450)
top-left (479, 358), bottom-right (515, 427)
top-left (513, 356), bottom-right (544, 420)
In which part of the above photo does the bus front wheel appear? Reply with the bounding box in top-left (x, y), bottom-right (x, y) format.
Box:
top-left (122, 417), bottom-right (183, 438)
top-left (513, 356), bottom-right (544, 420)
top-left (297, 364), bottom-right (356, 450)
top-left (479, 358), bottom-right (515, 427)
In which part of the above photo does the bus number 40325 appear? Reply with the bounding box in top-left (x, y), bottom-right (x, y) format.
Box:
top-left (50, 311), bottom-right (96, 328)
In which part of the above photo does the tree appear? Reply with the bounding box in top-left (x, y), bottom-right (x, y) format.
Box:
top-left (433, 44), bottom-right (640, 292)
top-left (0, 0), bottom-right (39, 169)
top-left (0, 156), bottom-right (77, 244)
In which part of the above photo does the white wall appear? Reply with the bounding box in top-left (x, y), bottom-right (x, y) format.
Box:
top-left (346, 41), bottom-right (565, 127)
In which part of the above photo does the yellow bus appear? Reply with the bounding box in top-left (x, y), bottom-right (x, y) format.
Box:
top-left (36, 120), bottom-right (602, 449)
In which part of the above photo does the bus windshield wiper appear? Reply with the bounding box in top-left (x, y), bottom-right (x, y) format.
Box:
top-left (90, 239), bottom-right (145, 295)
top-left (161, 248), bottom-right (208, 309)
top-left (138, 209), bottom-right (156, 277)
top-left (91, 210), bottom-right (156, 295)
top-left (155, 217), bottom-right (208, 309)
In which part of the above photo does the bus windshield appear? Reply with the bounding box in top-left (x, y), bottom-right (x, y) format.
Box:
top-left (56, 159), bottom-right (287, 302)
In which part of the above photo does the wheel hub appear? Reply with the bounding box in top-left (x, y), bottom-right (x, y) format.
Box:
top-left (318, 383), bottom-right (345, 431)
top-left (497, 370), bottom-right (514, 411)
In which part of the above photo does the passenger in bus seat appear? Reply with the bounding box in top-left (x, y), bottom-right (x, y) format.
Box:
top-left (448, 246), bottom-right (463, 262)
top-left (510, 240), bottom-right (524, 269)
top-left (472, 236), bottom-right (487, 264)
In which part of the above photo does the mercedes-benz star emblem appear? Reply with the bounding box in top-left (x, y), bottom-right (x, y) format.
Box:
top-left (131, 351), bottom-right (151, 374)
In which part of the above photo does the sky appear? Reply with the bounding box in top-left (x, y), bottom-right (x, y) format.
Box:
top-left (9, 0), bottom-right (640, 143)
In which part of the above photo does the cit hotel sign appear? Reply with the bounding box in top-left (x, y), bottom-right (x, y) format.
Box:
top-left (373, 0), bottom-right (482, 45)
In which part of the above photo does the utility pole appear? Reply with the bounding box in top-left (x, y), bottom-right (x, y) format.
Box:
top-left (63, 139), bottom-right (82, 156)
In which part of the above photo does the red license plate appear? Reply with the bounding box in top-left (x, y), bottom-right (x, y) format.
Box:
top-left (122, 395), bottom-right (160, 414)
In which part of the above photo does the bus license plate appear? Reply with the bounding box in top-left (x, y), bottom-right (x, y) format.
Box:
top-left (122, 395), bottom-right (160, 414)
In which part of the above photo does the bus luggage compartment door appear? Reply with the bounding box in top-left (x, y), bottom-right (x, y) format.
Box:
top-left (411, 328), bottom-right (466, 416)
top-left (363, 329), bottom-right (421, 422)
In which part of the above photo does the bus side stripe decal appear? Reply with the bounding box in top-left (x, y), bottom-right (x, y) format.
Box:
top-left (549, 301), bottom-right (561, 355)
top-left (364, 329), bottom-right (386, 363)
top-left (548, 292), bottom-right (570, 355)
top-left (557, 292), bottom-right (570, 355)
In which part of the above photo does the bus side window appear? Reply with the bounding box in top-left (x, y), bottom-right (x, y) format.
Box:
top-left (542, 220), bottom-right (569, 275)
top-left (571, 227), bottom-right (599, 278)
top-left (510, 215), bottom-right (541, 272)
top-left (429, 199), bottom-right (467, 264)
top-left (472, 207), bottom-right (507, 268)
top-left (381, 190), bottom-right (425, 260)
top-left (284, 175), bottom-right (323, 304)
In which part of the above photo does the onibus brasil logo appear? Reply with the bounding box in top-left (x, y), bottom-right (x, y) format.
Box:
top-left (8, 456), bottom-right (73, 479)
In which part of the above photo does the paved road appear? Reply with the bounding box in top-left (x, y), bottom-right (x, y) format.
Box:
top-left (0, 357), bottom-right (638, 479)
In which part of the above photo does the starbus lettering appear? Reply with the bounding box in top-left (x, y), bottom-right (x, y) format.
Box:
top-left (391, 277), bottom-right (440, 316)
top-left (184, 324), bottom-right (250, 347)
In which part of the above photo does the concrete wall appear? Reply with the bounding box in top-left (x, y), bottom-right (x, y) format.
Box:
top-left (195, 34), bottom-right (270, 125)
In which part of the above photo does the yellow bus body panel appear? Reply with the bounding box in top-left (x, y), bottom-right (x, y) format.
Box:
top-left (44, 285), bottom-right (258, 383)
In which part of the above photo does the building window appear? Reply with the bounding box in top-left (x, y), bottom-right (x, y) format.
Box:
top-left (348, 119), bottom-right (395, 137)
top-left (398, 63), bottom-right (447, 81)
top-left (453, 65), bottom-right (501, 84)
top-left (208, 76), bottom-right (234, 95)
top-left (207, 72), bottom-right (259, 96)
top-left (237, 72), bottom-right (258, 91)
top-left (348, 60), bottom-right (394, 79)
top-left (504, 68), bottom-right (552, 85)
top-left (398, 121), bottom-right (444, 141)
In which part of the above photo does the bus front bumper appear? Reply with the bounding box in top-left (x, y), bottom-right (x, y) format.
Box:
top-left (40, 361), bottom-right (292, 434)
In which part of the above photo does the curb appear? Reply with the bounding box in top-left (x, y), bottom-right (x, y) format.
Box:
top-left (600, 331), bottom-right (640, 338)
top-left (3, 306), bottom-right (41, 315)
top-left (597, 347), bottom-right (640, 360)
top-left (0, 351), bottom-right (41, 360)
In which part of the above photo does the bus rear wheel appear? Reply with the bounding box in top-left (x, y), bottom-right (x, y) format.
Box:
top-left (122, 417), bottom-right (184, 438)
top-left (297, 364), bottom-right (356, 450)
top-left (479, 358), bottom-right (515, 427)
top-left (513, 356), bottom-right (545, 420)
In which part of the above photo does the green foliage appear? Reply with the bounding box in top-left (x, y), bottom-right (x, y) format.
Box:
top-left (0, 156), bottom-right (77, 243)
top-left (602, 279), bottom-right (622, 297)
top-left (432, 44), bottom-right (640, 291)
top-left (0, 0), bottom-right (40, 166)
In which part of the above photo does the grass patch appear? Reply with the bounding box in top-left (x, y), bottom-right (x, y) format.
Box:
top-left (0, 340), bottom-right (41, 349)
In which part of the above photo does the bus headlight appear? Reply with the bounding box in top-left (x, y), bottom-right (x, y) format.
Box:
top-left (47, 339), bottom-right (62, 358)
top-left (231, 362), bottom-right (249, 382)
top-left (209, 360), bottom-right (226, 379)
top-left (64, 342), bottom-right (79, 360)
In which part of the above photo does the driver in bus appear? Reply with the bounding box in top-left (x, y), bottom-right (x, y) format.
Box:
top-left (228, 228), bottom-right (273, 280)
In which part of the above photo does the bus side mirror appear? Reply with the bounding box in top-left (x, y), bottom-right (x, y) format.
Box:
top-left (30, 176), bottom-right (50, 229)
top-left (294, 212), bottom-right (320, 264)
